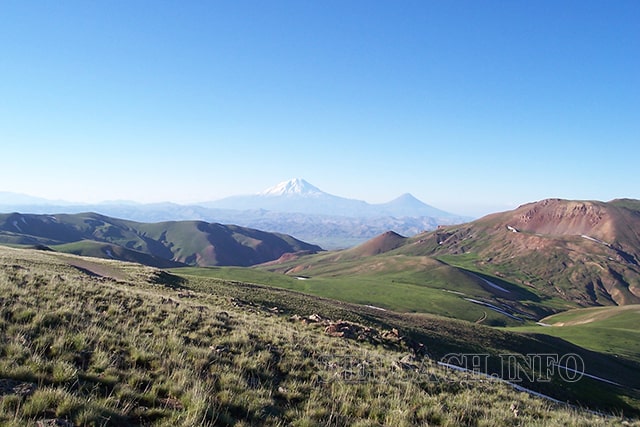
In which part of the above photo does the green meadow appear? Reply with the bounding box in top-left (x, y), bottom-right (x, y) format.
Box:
top-left (509, 305), bottom-right (640, 363)
top-left (175, 264), bottom-right (517, 325)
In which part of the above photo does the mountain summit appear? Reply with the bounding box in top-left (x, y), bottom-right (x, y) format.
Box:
top-left (377, 193), bottom-right (455, 218)
top-left (207, 178), bottom-right (465, 221)
top-left (209, 178), bottom-right (368, 216)
top-left (397, 198), bottom-right (640, 306)
top-left (258, 178), bottom-right (325, 197)
top-left (0, 180), bottom-right (469, 249)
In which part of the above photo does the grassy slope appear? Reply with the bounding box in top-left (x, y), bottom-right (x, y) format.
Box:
top-left (252, 247), bottom-right (563, 324)
top-left (0, 213), bottom-right (322, 268)
top-left (1, 246), bottom-right (638, 426)
top-left (509, 305), bottom-right (640, 363)
top-left (394, 200), bottom-right (640, 307)
top-left (178, 265), bottom-right (497, 322)
top-left (234, 199), bottom-right (640, 329)
top-left (179, 270), bottom-right (640, 417)
top-left (180, 259), bottom-right (528, 325)
top-left (52, 240), bottom-right (184, 268)
top-left (132, 221), bottom-right (321, 267)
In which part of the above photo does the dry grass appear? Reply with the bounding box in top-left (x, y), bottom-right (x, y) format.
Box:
top-left (0, 246), bottom-right (636, 426)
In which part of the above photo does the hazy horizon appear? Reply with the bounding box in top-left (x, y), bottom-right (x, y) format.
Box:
top-left (1, 176), bottom-right (633, 219)
top-left (1, 1), bottom-right (638, 218)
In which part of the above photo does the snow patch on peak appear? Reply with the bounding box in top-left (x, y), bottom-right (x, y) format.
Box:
top-left (258, 178), bottom-right (325, 197)
top-left (391, 193), bottom-right (422, 203)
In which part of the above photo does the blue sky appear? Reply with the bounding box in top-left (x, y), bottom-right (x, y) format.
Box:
top-left (1, 1), bottom-right (638, 216)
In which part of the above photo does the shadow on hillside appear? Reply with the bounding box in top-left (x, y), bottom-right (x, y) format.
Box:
top-left (458, 268), bottom-right (542, 302)
top-left (149, 270), bottom-right (187, 289)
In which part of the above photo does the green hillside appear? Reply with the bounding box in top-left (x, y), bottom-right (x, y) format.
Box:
top-left (393, 199), bottom-right (640, 307)
top-left (255, 244), bottom-right (568, 325)
top-left (0, 212), bottom-right (321, 267)
top-left (255, 199), bottom-right (640, 326)
top-left (176, 262), bottom-right (514, 324)
top-left (52, 240), bottom-right (183, 268)
top-left (509, 305), bottom-right (640, 363)
top-left (1, 245), bottom-right (639, 426)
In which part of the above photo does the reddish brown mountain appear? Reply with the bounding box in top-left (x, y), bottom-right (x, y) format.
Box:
top-left (347, 231), bottom-right (407, 257)
top-left (396, 199), bottom-right (640, 306)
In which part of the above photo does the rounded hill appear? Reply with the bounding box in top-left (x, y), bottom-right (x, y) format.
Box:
top-left (347, 230), bottom-right (407, 257)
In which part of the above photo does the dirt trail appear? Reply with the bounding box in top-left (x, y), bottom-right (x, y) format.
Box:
top-left (64, 257), bottom-right (131, 282)
top-left (551, 305), bottom-right (640, 326)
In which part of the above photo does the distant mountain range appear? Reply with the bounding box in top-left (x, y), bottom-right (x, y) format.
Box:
top-left (204, 178), bottom-right (458, 219)
top-left (0, 179), bottom-right (471, 248)
top-left (0, 212), bottom-right (321, 267)
top-left (0, 191), bottom-right (69, 206)
top-left (3, 195), bottom-right (639, 318)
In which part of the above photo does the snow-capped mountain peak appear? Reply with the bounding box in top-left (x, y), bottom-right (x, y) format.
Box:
top-left (258, 178), bottom-right (325, 197)
top-left (205, 178), bottom-right (467, 221)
